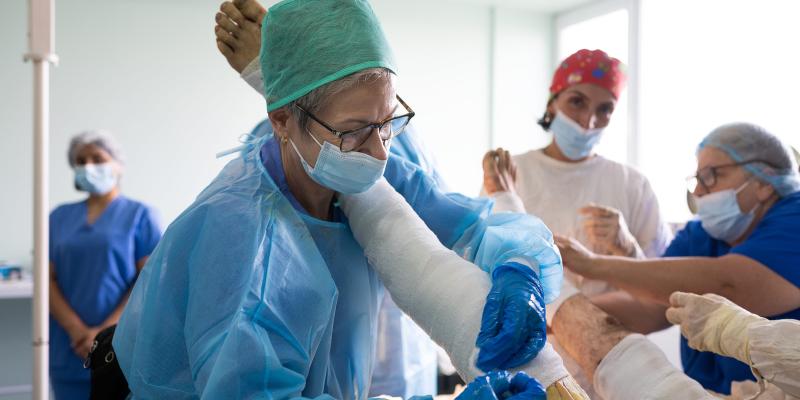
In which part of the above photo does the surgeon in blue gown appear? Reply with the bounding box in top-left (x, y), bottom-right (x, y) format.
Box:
top-left (49, 131), bottom-right (161, 399)
top-left (114, 1), bottom-right (559, 398)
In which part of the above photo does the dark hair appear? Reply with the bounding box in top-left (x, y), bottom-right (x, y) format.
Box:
top-left (536, 95), bottom-right (558, 131)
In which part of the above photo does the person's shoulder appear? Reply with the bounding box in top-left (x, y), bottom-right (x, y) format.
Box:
top-left (512, 148), bottom-right (544, 164)
top-left (117, 196), bottom-right (154, 212)
top-left (762, 191), bottom-right (800, 224)
top-left (594, 156), bottom-right (650, 182)
top-left (680, 219), bottom-right (705, 234)
top-left (50, 199), bottom-right (84, 217)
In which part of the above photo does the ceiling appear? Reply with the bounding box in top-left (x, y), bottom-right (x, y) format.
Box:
top-left (435, 0), bottom-right (599, 13)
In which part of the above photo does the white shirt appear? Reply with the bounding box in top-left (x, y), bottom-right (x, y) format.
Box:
top-left (489, 148), bottom-right (672, 296)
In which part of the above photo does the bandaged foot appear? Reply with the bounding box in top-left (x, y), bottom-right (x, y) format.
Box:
top-left (215, 0), bottom-right (265, 73)
top-left (340, 179), bottom-right (588, 398)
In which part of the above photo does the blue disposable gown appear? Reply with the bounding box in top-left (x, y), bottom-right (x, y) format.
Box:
top-left (114, 130), bottom-right (562, 399)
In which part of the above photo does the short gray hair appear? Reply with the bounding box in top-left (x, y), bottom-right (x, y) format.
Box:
top-left (68, 130), bottom-right (125, 167)
top-left (287, 68), bottom-right (393, 131)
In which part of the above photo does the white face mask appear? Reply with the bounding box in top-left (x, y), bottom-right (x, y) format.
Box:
top-left (288, 133), bottom-right (387, 194)
top-left (74, 163), bottom-right (118, 194)
top-left (549, 110), bottom-right (604, 160)
top-left (694, 180), bottom-right (758, 243)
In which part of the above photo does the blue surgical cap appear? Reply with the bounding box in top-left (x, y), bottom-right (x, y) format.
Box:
top-left (68, 130), bottom-right (125, 167)
top-left (698, 123), bottom-right (800, 197)
top-left (259, 0), bottom-right (397, 111)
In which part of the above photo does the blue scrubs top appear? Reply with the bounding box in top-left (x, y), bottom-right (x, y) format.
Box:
top-left (49, 196), bottom-right (161, 381)
top-left (663, 191), bottom-right (800, 394)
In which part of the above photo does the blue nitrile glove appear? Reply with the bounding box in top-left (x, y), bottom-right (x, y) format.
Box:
top-left (476, 262), bottom-right (547, 371)
top-left (456, 371), bottom-right (546, 400)
top-left (506, 372), bottom-right (546, 400)
top-left (457, 371), bottom-right (512, 400)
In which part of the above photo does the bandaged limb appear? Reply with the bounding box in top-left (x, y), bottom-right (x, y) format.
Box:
top-left (594, 334), bottom-right (713, 400)
top-left (340, 179), bottom-right (587, 398)
top-left (551, 293), bottom-right (714, 399)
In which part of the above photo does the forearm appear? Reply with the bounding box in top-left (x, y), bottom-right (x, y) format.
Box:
top-left (50, 279), bottom-right (86, 335)
top-left (588, 256), bottom-right (732, 305)
top-left (590, 290), bottom-right (671, 334)
top-left (551, 294), bottom-right (630, 380)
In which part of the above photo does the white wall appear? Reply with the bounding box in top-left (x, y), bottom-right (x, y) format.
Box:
top-left (492, 8), bottom-right (554, 158)
top-left (1, 1), bottom-right (553, 395)
top-left (1, 0), bottom-right (553, 268)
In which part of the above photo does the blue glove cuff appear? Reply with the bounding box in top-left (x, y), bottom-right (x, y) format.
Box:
top-left (492, 261), bottom-right (538, 282)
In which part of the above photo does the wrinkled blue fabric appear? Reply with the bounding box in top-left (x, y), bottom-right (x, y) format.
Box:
top-left (115, 124), bottom-right (562, 399)
top-left (476, 263), bottom-right (547, 371)
top-left (389, 123), bottom-right (447, 189)
top-left (115, 134), bottom-right (380, 399)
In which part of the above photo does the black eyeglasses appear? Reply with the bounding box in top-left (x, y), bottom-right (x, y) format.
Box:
top-left (294, 95), bottom-right (415, 152)
top-left (686, 159), bottom-right (774, 193)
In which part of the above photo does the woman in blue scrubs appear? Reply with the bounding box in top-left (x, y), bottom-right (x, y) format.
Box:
top-left (555, 122), bottom-right (800, 395)
top-left (49, 131), bottom-right (162, 399)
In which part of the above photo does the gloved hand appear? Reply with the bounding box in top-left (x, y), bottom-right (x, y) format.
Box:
top-left (665, 291), bottom-right (766, 364)
top-left (476, 262), bottom-right (547, 371)
top-left (482, 148), bottom-right (518, 195)
top-left (456, 371), bottom-right (546, 400)
top-left (579, 204), bottom-right (642, 257)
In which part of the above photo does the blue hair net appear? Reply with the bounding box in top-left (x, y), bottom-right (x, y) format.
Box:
top-left (698, 123), bottom-right (800, 196)
top-left (260, 0), bottom-right (397, 111)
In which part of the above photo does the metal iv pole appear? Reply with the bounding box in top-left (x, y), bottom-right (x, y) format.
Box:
top-left (24, 0), bottom-right (58, 398)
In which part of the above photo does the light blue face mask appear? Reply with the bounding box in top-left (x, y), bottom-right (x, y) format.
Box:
top-left (74, 163), bottom-right (117, 194)
top-left (289, 133), bottom-right (387, 194)
top-left (694, 180), bottom-right (758, 243)
top-left (550, 111), bottom-right (604, 160)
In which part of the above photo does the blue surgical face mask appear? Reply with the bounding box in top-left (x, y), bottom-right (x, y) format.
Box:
top-left (694, 180), bottom-right (758, 243)
top-left (549, 110), bottom-right (604, 160)
top-left (288, 133), bottom-right (387, 194)
top-left (74, 163), bottom-right (117, 194)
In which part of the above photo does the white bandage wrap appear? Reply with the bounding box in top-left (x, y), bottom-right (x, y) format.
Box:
top-left (340, 179), bottom-right (569, 386)
top-left (490, 191), bottom-right (526, 214)
top-left (595, 334), bottom-right (713, 400)
top-left (241, 57), bottom-right (265, 96)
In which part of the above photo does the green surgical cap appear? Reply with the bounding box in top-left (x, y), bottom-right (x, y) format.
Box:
top-left (260, 0), bottom-right (397, 111)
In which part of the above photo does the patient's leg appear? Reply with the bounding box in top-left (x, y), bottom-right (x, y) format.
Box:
top-left (551, 295), bottom-right (629, 380)
top-left (551, 294), bottom-right (713, 399)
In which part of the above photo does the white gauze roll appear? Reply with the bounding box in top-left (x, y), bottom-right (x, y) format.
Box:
top-left (339, 178), bottom-right (568, 386)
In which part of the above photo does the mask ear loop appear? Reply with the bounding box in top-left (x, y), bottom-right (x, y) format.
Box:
top-left (735, 178), bottom-right (765, 215)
